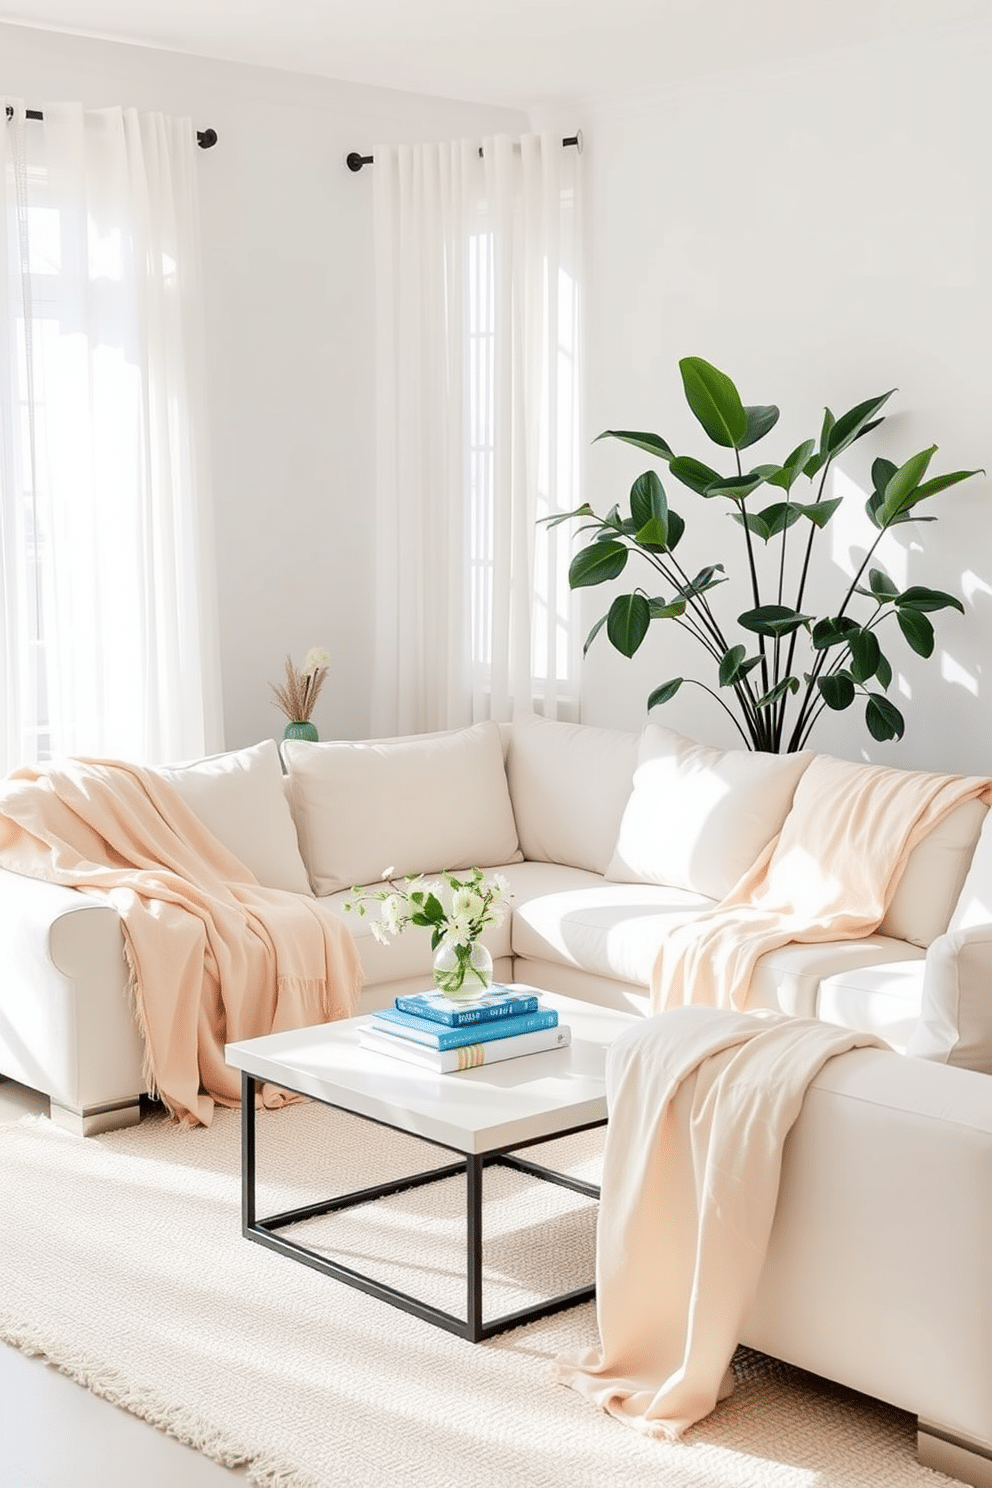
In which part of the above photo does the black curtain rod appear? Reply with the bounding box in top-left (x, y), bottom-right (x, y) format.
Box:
top-left (346, 132), bottom-right (580, 173)
top-left (5, 104), bottom-right (217, 149)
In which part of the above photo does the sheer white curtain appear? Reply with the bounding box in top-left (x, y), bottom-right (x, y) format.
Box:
top-left (371, 131), bottom-right (581, 737)
top-left (0, 100), bottom-right (222, 773)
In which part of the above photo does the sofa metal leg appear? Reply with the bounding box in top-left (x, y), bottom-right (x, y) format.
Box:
top-left (49, 1097), bottom-right (143, 1136)
top-left (919, 1422), bottom-right (992, 1487)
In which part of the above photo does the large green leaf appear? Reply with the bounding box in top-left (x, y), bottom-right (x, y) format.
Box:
top-left (568, 541), bottom-right (628, 588)
top-left (648, 597), bottom-right (688, 619)
top-left (875, 651), bottom-right (893, 689)
top-left (811, 615), bottom-right (860, 650)
top-left (679, 357), bottom-right (747, 448)
top-left (607, 593), bottom-right (651, 657)
top-left (669, 456), bottom-right (722, 495)
top-left (755, 676), bottom-right (800, 709)
top-left (540, 502), bottom-right (595, 529)
top-left (897, 607), bottom-right (935, 657)
top-left (817, 672), bottom-right (856, 710)
top-left (718, 644), bottom-right (746, 687)
top-left (896, 585), bottom-right (964, 614)
top-left (739, 404), bottom-right (780, 448)
top-left (866, 694), bottom-right (905, 741)
top-left (739, 605), bottom-right (813, 637)
top-left (595, 429), bottom-right (674, 462)
top-left (629, 470), bottom-right (666, 530)
top-left (880, 446), bottom-right (937, 522)
top-left (869, 568), bottom-right (899, 600)
top-left (704, 467), bottom-right (778, 500)
top-left (678, 565), bottom-right (726, 599)
top-left (794, 497), bottom-right (843, 529)
top-left (767, 439), bottom-right (817, 491)
top-left (582, 614), bottom-right (607, 655)
top-left (826, 390), bottom-right (894, 457)
top-left (648, 678), bottom-right (684, 709)
top-left (910, 468), bottom-right (984, 503)
top-left (848, 628), bottom-right (881, 683)
top-left (665, 509), bottom-right (686, 550)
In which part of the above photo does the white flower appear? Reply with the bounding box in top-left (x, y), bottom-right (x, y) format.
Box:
top-left (450, 887), bottom-right (484, 922)
top-left (379, 894), bottom-right (404, 935)
top-left (445, 914), bottom-right (474, 946)
top-left (302, 646), bottom-right (330, 673)
top-left (369, 921), bottom-right (391, 946)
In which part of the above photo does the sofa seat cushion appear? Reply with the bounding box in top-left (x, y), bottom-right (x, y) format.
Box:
top-left (511, 873), bottom-right (717, 987)
top-left (284, 721), bottom-right (522, 896)
top-left (815, 959), bottom-right (927, 1052)
top-left (748, 938), bottom-right (925, 1024)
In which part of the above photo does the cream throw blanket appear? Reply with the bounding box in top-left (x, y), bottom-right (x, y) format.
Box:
top-left (0, 759), bottom-right (362, 1126)
top-left (652, 753), bottom-right (992, 1013)
top-left (555, 1005), bottom-right (887, 1438)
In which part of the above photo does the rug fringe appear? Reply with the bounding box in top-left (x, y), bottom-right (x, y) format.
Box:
top-left (0, 1316), bottom-right (320, 1488)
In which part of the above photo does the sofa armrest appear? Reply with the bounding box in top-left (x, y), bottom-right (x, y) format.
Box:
top-left (907, 923), bottom-right (992, 1074)
top-left (0, 867), bottom-right (146, 1110)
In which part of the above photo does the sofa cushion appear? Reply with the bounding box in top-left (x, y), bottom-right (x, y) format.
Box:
top-left (507, 712), bottom-right (637, 874)
top-left (283, 721), bottom-right (522, 896)
top-left (947, 805), bottom-right (992, 932)
top-left (510, 871), bottom-right (717, 987)
top-left (879, 797), bottom-right (987, 948)
top-left (747, 937), bottom-right (925, 1021)
top-left (816, 959), bottom-right (927, 1054)
top-left (606, 726), bottom-right (813, 901)
top-left (152, 740), bottom-right (312, 895)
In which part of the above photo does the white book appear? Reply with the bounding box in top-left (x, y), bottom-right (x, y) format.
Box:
top-left (358, 1022), bottom-right (572, 1073)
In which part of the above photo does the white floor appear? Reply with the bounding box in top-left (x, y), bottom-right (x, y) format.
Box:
top-left (0, 1078), bottom-right (246, 1488)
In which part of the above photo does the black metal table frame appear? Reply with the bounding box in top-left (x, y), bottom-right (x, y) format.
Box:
top-left (240, 1070), bottom-right (603, 1342)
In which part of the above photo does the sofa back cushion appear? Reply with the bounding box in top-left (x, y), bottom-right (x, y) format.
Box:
top-left (153, 739), bottom-right (313, 895)
top-left (606, 725), bottom-right (813, 901)
top-left (283, 720), bottom-right (522, 895)
top-left (507, 713), bottom-right (638, 875)
top-left (879, 797), bottom-right (988, 947)
top-left (946, 806), bottom-right (992, 932)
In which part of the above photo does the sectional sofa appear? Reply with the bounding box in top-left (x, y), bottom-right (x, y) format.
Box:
top-left (1, 713), bottom-right (990, 1483)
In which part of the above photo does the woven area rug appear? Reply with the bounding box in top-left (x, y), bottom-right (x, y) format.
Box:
top-left (0, 1100), bottom-right (950, 1488)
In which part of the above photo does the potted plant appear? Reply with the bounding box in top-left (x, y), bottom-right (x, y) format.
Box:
top-left (270, 647), bottom-right (330, 741)
top-left (549, 357), bottom-right (982, 751)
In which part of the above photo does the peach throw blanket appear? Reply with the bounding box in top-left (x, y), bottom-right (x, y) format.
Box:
top-left (555, 1006), bottom-right (886, 1437)
top-left (0, 758), bottom-right (362, 1125)
top-left (651, 753), bottom-right (992, 1014)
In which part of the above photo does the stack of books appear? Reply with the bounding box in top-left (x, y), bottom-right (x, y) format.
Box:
top-left (359, 987), bottom-right (570, 1072)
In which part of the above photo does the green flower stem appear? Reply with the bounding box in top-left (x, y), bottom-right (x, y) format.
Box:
top-left (435, 942), bottom-right (490, 997)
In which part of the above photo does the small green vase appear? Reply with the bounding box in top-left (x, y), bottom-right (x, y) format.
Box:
top-left (284, 720), bottom-right (319, 742)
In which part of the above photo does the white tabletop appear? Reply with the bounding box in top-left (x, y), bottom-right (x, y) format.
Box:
top-left (225, 989), bottom-right (640, 1155)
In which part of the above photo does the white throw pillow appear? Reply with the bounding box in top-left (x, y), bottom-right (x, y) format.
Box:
top-left (283, 720), bottom-right (522, 895)
top-left (606, 725), bottom-right (813, 901)
top-left (507, 713), bottom-right (638, 875)
top-left (153, 739), bottom-right (313, 895)
top-left (879, 797), bottom-right (988, 947)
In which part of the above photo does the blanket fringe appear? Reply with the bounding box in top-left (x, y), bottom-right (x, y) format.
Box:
top-left (0, 1314), bottom-right (322, 1488)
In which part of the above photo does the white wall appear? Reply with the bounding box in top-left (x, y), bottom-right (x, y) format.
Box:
top-left (0, 22), bottom-right (526, 750)
top-left (572, 16), bottom-right (992, 774)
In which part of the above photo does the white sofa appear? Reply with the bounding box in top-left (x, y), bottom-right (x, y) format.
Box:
top-left (1, 714), bottom-right (991, 1484)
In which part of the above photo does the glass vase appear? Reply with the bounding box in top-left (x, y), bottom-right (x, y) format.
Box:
top-left (432, 939), bottom-right (494, 1002)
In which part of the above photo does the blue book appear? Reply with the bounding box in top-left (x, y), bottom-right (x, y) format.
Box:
top-left (393, 987), bottom-right (540, 1028)
top-left (371, 1005), bottom-right (558, 1050)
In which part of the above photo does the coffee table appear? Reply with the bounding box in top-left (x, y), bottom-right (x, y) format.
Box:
top-left (225, 990), bottom-right (638, 1342)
